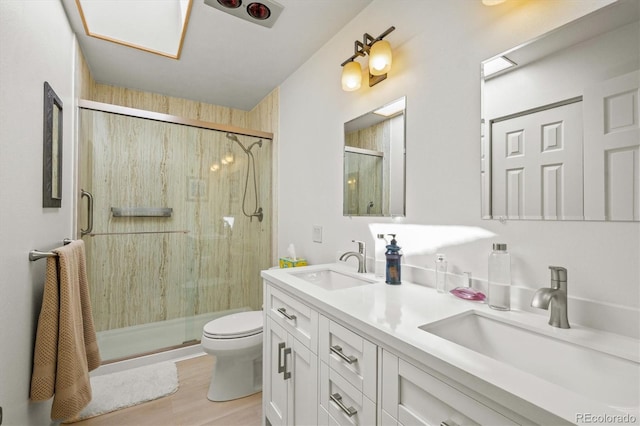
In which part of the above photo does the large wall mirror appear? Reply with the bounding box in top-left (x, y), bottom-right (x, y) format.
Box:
top-left (481, 0), bottom-right (639, 221)
top-left (344, 97), bottom-right (406, 217)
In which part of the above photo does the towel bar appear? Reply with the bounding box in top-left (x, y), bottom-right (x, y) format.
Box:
top-left (29, 238), bottom-right (73, 261)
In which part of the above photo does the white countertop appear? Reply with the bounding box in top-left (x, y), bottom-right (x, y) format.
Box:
top-left (262, 263), bottom-right (640, 425)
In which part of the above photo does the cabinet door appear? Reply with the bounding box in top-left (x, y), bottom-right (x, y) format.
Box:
top-left (265, 318), bottom-right (289, 426)
top-left (289, 337), bottom-right (318, 426)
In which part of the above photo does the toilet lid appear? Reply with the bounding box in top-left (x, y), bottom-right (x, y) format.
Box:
top-left (203, 311), bottom-right (263, 338)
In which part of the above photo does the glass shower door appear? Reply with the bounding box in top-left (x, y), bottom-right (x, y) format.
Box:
top-left (78, 105), bottom-right (272, 361)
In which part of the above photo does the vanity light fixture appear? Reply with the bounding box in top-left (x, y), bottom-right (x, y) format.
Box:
top-left (483, 55), bottom-right (517, 78)
top-left (482, 0), bottom-right (507, 5)
top-left (341, 26), bottom-right (395, 91)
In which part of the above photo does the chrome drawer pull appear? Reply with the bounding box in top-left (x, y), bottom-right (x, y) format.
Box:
top-left (330, 392), bottom-right (357, 417)
top-left (283, 347), bottom-right (292, 380)
top-left (277, 307), bottom-right (297, 321)
top-left (277, 342), bottom-right (286, 374)
top-left (330, 345), bottom-right (358, 364)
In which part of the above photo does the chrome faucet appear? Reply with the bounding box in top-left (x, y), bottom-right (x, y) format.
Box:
top-left (339, 240), bottom-right (367, 273)
top-left (531, 266), bottom-right (570, 329)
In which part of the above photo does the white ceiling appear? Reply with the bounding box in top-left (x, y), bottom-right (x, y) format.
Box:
top-left (61, 0), bottom-right (373, 111)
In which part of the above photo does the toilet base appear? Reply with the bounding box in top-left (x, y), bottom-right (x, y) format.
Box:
top-left (207, 353), bottom-right (263, 401)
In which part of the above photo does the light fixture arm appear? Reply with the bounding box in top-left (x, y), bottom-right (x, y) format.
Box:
top-left (340, 26), bottom-right (395, 67)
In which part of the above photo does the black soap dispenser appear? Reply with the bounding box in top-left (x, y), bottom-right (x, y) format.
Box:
top-left (385, 234), bottom-right (402, 285)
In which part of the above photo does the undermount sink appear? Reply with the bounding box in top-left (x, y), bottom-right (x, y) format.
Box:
top-left (419, 311), bottom-right (640, 412)
top-left (290, 269), bottom-right (376, 291)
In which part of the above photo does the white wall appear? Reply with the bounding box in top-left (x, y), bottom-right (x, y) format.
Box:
top-left (278, 0), bottom-right (640, 337)
top-left (0, 1), bottom-right (77, 424)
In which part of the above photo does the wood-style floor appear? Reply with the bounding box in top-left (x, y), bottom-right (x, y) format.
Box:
top-left (68, 355), bottom-right (262, 426)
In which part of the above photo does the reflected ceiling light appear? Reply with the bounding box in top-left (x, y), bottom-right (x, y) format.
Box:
top-left (340, 26), bottom-right (395, 91)
top-left (204, 0), bottom-right (283, 28)
top-left (482, 0), bottom-right (507, 5)
top-left (483, 56), bottom-right (517, 78)
top-left (374, 98), bottom-right (406, 117)
top-left (75, 0), bottom-right (192, 59)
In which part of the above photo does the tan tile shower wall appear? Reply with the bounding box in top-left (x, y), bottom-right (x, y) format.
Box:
top-left (90, 84), bottom-right (249, 128)
top-left (81, 110), bottom-right (273, 332)
top-left (79, 84), bottom-right (278, 333)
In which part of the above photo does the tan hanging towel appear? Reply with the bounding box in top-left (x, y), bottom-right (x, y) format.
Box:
top-left (30, 239), bottom-right (101, 421)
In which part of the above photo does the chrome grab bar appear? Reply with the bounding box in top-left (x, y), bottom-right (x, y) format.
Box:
top-left (277, 307), bottom-right (297, 321)
top-left (330, 393), bottom-right (357, 417)
top-left (80, 189), bottom-right (94, 236)
top-left (330, 345), bottom-right (358, 364)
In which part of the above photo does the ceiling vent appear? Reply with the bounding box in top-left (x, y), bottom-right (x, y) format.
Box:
top-left (204, 0), bottom-right (284, 28)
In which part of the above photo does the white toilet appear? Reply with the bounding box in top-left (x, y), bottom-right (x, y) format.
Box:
top-left (201, 310), bottom-right (263, 401)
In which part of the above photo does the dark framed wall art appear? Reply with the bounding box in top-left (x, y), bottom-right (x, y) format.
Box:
top-left (43, 81), bottom-right (62, 208)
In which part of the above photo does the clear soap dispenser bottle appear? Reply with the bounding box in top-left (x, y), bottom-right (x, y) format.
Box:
top-left (435, 254), bottom-right (447, 293)
top-left (488, 243), bottom-right (511, 310)
top-left (374, 234), bottom-right (387, 278)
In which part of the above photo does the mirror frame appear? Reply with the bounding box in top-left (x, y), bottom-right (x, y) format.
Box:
top-left (343, 96), bottom-right (406, 217)
top-left (43, 81), bottom-right (63, 208)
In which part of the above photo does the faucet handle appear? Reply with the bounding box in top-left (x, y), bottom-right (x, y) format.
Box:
top-left (549, 266), bottom-right (567, 283)
top-left (352, 240), bottom-right (366, 254)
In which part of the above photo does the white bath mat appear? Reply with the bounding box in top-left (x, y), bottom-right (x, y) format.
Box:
top-left (66, 361), bottom-right (179, 423)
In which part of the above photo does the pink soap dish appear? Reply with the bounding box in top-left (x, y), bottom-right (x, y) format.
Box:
top-left (450, 287), bottom-right (486, 301)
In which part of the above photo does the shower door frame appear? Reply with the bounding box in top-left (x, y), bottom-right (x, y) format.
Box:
top-left (77, 99), bottom-right (273, 139)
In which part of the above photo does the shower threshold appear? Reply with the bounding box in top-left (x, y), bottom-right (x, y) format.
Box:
top-left (96, 308), bottom-right (249, 362)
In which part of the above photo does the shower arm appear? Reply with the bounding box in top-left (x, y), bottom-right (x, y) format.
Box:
top-left (226, 133), bottom-right (264, 222)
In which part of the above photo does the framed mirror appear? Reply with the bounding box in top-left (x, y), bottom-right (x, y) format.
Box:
top-left (43, 81), bottom-right (63, 208)
top-left (343, 97), bottom-right (406, 217)
top-left (481, 0), bottom-right (639, 221)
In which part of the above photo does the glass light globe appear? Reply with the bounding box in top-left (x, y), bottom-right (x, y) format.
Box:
top-left (369, 40), bottom-right (392, 76)
top-left (341, 61), bottom-right (362, 91)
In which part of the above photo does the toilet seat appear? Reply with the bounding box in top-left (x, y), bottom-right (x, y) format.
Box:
top-left (203, 311), bottom-right (263, 339)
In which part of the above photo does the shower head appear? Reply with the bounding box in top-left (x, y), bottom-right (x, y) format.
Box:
top-left (226, 133), bottom-right (240, 142)
top-left (247, 139), bottom-right (263, 152)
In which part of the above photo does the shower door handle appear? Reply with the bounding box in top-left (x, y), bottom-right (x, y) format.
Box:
top-left (80, 189), bottom-right (94, 236)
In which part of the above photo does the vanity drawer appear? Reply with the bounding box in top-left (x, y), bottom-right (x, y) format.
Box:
top-left (320, 362), bottom-right (376, 426)
top-left (382, 351), bottom-right (518, 426)
top-left (266, 284), bottom-right (318, 352)
top-left (319, 316), bottom-right (377, 400)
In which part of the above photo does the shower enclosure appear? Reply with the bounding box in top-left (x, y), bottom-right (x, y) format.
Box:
top-left (77, 101), bottom-right (272, 361)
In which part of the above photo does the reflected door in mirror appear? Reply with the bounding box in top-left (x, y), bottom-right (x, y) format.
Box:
top-left (491, 100), bottom-right (584, 220)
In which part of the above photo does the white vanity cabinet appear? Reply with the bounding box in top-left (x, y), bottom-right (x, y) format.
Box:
top-left (381, 350), bottom-right (522, 426)
top-left (264, 284), bottom-right (318, 426)
top-left (318, 316), bottom-right (377, 425)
